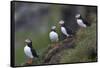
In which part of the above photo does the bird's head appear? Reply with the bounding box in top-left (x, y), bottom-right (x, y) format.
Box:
top-left (75, 14), bottom-right (81, 19)
top-left (51, 26), bottom-right (56, 32)
top-left (59, 20), bottom-right (64, 26)
top-left (25, 39), bottom-right (32, 45)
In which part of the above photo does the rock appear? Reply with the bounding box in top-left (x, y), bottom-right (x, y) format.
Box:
top-left (43, 37), bottom-right (75, 64)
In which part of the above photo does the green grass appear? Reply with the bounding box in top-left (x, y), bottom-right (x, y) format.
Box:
top-left (59, 17), bottom-right (97, 63)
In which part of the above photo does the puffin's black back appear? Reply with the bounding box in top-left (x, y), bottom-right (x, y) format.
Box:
top-left (61, 24), bottom-right (74, 35)
top-left (60, 24), bottom-right (75, 40)
top-left (28, 42), bottom-right (39, 58)
top-left (79, 16), bottom-right (91, 26)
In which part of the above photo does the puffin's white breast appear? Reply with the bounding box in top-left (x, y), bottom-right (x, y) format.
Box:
top-left (61, 27), bottom-right (69, 37)
top-left (77, 19), bottom-right (86, 28)
top-left (49, 31), bottom-right (58, 42)
top-left (24, 45), bottom-right (34, 58)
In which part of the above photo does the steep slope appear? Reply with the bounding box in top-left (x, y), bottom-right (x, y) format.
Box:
top-left (59, 16), bottom-right (97, 63)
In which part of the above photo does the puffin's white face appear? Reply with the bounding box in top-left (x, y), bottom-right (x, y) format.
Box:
top-left (25, 39), bottom-right (31, 44)
top-left (51, 26), bottom-right (56, 30)
top-left (59, 20), bottom-right (64, 25)
top-left (75, 14), bottom-right (80, 18)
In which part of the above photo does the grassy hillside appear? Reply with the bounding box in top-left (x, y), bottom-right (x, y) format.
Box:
top-left (59, 15), bottom-right (97, 63)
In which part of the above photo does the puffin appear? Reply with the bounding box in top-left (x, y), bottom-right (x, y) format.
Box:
top-left (59, 20), bottom-right (73, 38)
top-left (24, 39), bottom-right (38, 65)
top-left (49, 26), bottom-right (59, 47)
top-left (75, 14), bottom-right (91, 28)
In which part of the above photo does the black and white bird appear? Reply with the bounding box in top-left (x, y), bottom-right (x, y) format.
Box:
top-left (49, 26), bottom-right (59, 42)
top-left (59, 20), bottom-right (73, 38)
top-left (24, 39), bottom-right (38, 64)
top-left (49, 26), bottom-right (59, 47)
top-left (75, 14), bottom-right (91, 28)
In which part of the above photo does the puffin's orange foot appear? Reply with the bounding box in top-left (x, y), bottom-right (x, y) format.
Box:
top-left (26, 59), bottom-right (33, 65)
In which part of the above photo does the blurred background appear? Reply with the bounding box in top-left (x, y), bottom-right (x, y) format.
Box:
top-left (14, 2), bottom-right (97, 66)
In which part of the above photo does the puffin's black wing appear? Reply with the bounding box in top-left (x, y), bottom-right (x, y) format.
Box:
top-left (31, 48), bottom-right (39, 58)
top-left (80, 16), bottom-right (91, 26)
top-left (62, 24), bottom-right (75, 35)
top-left (66, 27), bottom-right (74, 35)
top-left (28, 43), bottom-right (39, 58)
